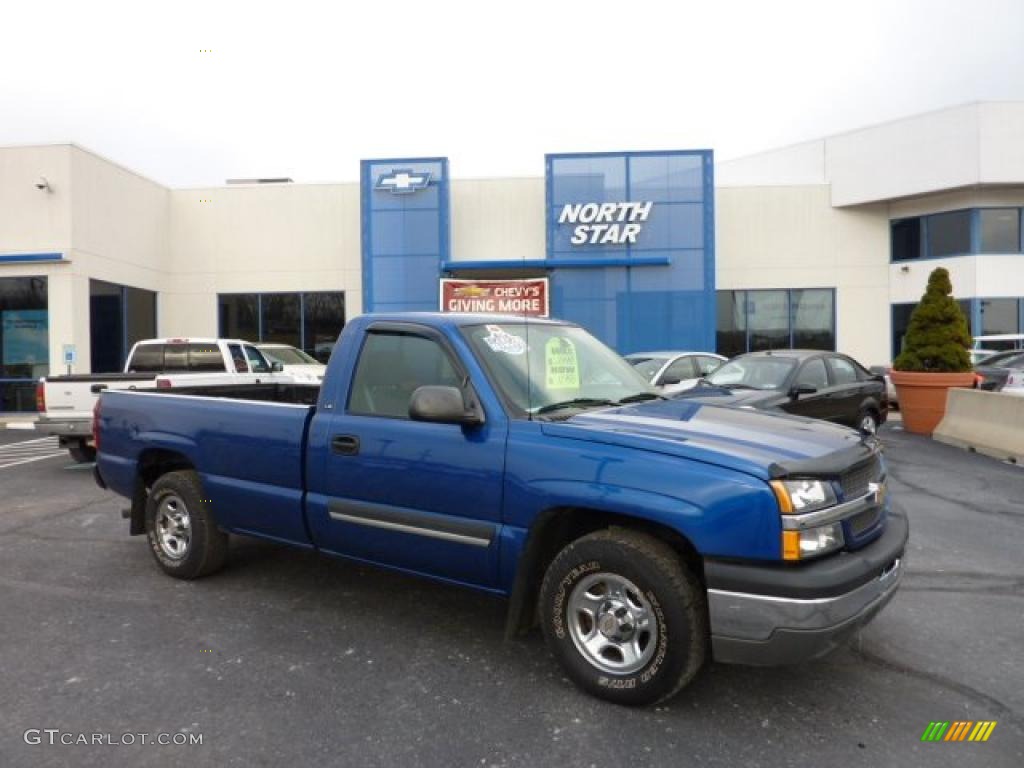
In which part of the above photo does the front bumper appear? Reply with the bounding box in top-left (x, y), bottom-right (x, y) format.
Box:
top-left (706, 512), bottom-right (908, 665)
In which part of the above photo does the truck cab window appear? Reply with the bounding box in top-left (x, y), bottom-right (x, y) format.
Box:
top-left (188, 344), bottom-right (226, 372)
top-left (349, 332), bottom-right (460, 419)
top-left (128, 344), bottom-right (164, 372)
top-left (228, 343), bottom-right (249, 373)
top-left (244, 345), bottom-right (271, 373)
top-left (163, 344), bottom-right (189, 371)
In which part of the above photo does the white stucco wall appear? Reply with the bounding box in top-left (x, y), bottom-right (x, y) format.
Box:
top-left (450, 178), bottom-right (546, 262)
top-left (164, 182), bottom-right (361, 337)
top-left (716, 184), bottom-right (891, 365)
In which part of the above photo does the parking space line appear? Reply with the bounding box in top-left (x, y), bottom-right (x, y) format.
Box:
top-left (0, 436), bottom-right (57, 446)
top-left (0, 453), bottom-right (67, 470)
top-left (0, 437), bottom-right (65, 470)
top-left (0, 443), bottom-right (62, 452)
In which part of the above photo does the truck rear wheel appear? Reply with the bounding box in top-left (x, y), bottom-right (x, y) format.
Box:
top-left (145, 470), bottom-right (228, 579)
top-left (539, 528), bottom-right (707, 705)
top-left (67, 440), bottom-right (96, 464)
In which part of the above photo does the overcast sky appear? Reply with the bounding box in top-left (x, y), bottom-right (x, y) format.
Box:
top-left (2, 0), bottom-right (1022, 187)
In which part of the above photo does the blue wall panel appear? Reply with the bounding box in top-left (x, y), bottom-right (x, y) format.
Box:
top-left (361, 158), bottom-right (449, 312)
top-left (546, 151), bottom-right (715, 354)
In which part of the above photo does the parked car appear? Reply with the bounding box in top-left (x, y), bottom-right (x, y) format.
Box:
top-left (36, 338), bottom-right (289, 462)
top-left (974, 349), bottom-right (1024, 394)
top-left (95, 313), bottom-right (906, 706)
top-left (625, 351), bottom-right (726, 394)
top-left (970, 334), bottom-right (1024, 365)
top-left (257, 343), bottom-right (327, 382)
top-left (695, 350), bottom-right (888, 434)
top-left (869, 365), bottom-right (898, 407)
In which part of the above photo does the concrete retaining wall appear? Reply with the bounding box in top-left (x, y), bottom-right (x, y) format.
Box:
top-left (933, 389), bottom-right (1024, 463)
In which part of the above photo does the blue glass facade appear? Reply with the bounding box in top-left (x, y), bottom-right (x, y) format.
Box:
top-left (361, 158), bottom-right (449, 312)
top-left (359, 151), bottom-right (715, 355)
top-left (546, 151), bottom-right (715, 353)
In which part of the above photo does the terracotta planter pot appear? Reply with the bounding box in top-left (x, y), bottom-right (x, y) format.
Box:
top-left (891, 370), bottom-right (976, 435)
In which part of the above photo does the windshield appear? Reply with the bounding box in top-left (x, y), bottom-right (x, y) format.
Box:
top-left (705, 356), bottom-right (796, 391)
top-left (625, 356), bottom-right (669, 381)
top-left (259, 346), bottom-right (320, 365)
top-left (464, 323), bottom-right (655, 414)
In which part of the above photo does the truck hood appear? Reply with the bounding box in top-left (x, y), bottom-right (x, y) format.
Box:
top-left (540, 398), bottom-right (871, 481)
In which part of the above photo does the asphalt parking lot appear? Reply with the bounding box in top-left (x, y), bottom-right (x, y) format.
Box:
top-left (0, 425), bottom-right (1021, 768)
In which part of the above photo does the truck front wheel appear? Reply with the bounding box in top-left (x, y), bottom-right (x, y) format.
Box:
top-left (145, 471), bottom-right (228, 579)
top-left (539, 528), bottom-right (707, 705)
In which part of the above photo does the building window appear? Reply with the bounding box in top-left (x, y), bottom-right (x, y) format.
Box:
top-left (927, 210), bottom-right (972, 258)
top-left (747, 290), bottom-right (789, 352)
top-left (303, 292), bottom-right (347, 363)
top-left (716, 288), bottom-right (835, 357)
top-left (261, 294), bottom-right (301, 348)
top-left (89, 280), bottom-right (158, 373)
top-left (218, 292), bottom-right (345, 363)
top-left (791, 289), bottom-right (835, 350)
top-left (892, 207), bottom-right (1024, 261)
top-left (891, 218), bottom-right (921, 261)
top-left (0, 276), bottom-right (49, 412)
top-left (218, 294), bottom-right (258, 342)
top-left (716, 291), bottom-right (747, 359)
top-left (979, 209), bottom-right (1021, 253)
top-left (980, 298), bottom-right (1020, 336)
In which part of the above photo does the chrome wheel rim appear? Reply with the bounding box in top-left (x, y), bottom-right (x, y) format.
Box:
top-left (567, 572), bottom-right (658, 675)
top-left (860, 414), bottom-right (877, 434)
top-left (155, 493), bottom-right (191, 560)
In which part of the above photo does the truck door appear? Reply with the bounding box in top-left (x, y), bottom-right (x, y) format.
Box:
top-left (307, 326), bottom-right (507, 588)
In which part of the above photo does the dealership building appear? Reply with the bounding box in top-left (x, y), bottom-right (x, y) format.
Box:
top-left (2, 101), bottom-right (1024, 411)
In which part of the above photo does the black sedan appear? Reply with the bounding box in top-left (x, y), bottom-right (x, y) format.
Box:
top-left (688, 350), bottom-right (888, 434)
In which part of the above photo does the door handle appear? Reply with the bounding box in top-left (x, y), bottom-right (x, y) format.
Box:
top-left (331, 434), bottom-right (360, 456)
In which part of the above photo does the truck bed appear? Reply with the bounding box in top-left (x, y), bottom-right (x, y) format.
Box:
top-left (99, 385), bottom-right (319, 545)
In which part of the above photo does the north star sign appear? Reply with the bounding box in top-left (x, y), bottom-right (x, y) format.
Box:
top-left (557, 201), bottom-right (653, 245)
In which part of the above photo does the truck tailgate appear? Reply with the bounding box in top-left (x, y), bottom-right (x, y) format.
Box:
top-left (43, 373), bottom-right (158, 419)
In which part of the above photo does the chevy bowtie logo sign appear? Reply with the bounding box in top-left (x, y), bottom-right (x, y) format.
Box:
top-left (375, 169), bottom-right (432, 194)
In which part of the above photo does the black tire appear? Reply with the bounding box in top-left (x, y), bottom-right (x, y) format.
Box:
top-left (857, 408), bottom-right (879, 435)
top-left (539, 528), bottom-right (707, 706)
top-left (67, 440), bottom-right (96, 463)
top-left (145, 470), bottom-right (228, 579)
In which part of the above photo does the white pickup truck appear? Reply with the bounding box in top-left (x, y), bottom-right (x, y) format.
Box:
top-left (36, 338), bottom-right (290, 462)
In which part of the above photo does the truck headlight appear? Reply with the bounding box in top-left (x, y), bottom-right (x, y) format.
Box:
top-left (782, 522), bottom-right (845, 560)
top-left (770, 479), bottom-right (837, 514)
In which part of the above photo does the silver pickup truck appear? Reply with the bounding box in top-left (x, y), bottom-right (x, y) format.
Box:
top-left (36, 337), bottom-right (292, 461)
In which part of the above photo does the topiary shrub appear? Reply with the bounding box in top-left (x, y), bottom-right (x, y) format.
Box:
top-left (893, 267), bottom-right (972, 373)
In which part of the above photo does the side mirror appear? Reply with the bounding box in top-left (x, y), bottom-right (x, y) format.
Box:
top-left (271, 362), bottom-right (284, 373)
top-left (789, 384), bottom-right (817, 398)
top-left (409, 385), bottom-right (483, 426)
top-left (659, 374), bottom-right (682, 386)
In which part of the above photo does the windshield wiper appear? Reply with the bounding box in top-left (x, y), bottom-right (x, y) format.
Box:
top-left (719, 383), bottom-right (757, 390)
top-left (536, 398), bottom-right (615, 414)
top-left (616, 392), bottom-right (667, 404)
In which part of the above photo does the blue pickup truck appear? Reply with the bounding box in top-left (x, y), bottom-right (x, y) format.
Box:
top-left (94, 313), bottom-right (907, 705)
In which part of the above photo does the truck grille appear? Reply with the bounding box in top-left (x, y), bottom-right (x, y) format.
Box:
top-left (848, 505), bottom-right (882, 536)
top-left (840, 455), bottom-right (882, 500)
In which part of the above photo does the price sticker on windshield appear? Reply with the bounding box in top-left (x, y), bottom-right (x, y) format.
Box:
top-left (545, 338), bottom-right (580, 390)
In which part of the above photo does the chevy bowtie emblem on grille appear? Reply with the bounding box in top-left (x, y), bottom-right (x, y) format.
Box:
top-left (375, 169), bottom-right (431, 194)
